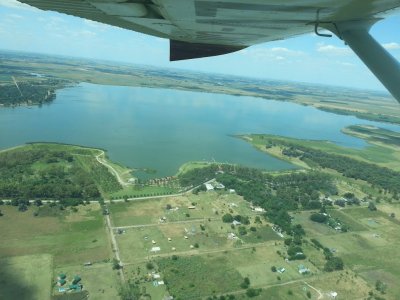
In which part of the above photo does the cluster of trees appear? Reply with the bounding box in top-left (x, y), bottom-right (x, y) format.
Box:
top-left (0, 79), bottom-right (66, 106)
top-left (310, 238), bottom-right (344, 272)
top-left (277, 142), bottom-right (400, 195)
top-left (80, 156), bottom-right (122, 194)
top-left (178, 165), bottom-right (220, 187)
top-left (221, 213), bottom-right (250, 225)
top-left (216, 167), bottom-right (336, 234)
top-left (0, 148), bottom-right (102, 201)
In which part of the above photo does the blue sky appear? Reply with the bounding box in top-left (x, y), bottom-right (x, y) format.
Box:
top-left (1, 0), bottom-right (399, 91)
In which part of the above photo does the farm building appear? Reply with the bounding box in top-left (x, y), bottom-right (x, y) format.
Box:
top-left (150, 246), bottom-right (161, 252)
top-left (57, 273), bottom-right (66, 280)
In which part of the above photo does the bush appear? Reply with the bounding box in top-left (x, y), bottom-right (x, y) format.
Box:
top-left (271, 266), bottom-right (277, 272)
top-left (146, 262), bottom-right (154, 270)
top-left (310, 213), bottom-right (328, 223)
top-left (246, 288), bottom-right (261, 297)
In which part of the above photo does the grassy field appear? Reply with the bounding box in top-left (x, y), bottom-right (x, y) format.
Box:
top-left (0, 254), bottom-right (53, 300)
top-left (244, 134), bottom-right (400, 171)
top-left (295, 206), bottom-right (400, 299)
top-left (0, 203), bottom-right (116, 300)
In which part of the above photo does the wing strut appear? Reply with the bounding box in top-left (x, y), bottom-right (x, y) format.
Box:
top-left (326, 21), bottom-right (400, 103)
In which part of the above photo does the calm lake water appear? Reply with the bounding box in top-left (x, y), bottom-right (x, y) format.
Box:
top-left (1, 83), bottom-right (399, 178)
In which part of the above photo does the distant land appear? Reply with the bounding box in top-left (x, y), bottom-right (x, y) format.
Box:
top-left (1, 50), bottom-right (400, 124)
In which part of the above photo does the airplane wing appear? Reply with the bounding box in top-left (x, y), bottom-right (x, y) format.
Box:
top-left (17, 0), bottom-right (400, 102)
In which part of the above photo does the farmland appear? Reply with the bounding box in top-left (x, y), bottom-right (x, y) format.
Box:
top-left (0, 203), bottom-right (116, 300)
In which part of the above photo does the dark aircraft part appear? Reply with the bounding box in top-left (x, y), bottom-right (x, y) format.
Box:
top-left (328, 20), bottom-right (400, 103)
top-left (170, 40), bottom-right (245, 61)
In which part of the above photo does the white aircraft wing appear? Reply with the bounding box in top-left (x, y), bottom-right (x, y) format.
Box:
top-left (17, 0), bottom-right (400, 102)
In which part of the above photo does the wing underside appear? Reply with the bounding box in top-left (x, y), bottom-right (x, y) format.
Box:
top-left (18, 0), bottom-right (400, 47)
top-left (17, 0), bottom-right (400, 102)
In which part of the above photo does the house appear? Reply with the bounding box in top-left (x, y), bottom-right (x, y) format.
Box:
top-left (205, 183), bottom-right (214, 191)
top-left (57, 279), bottom-right (66, 286)
top-left (158, 281), bottom-right (165, 285)
top-left (227, 233), bottom-right (238, 240)
top-left (152, 274), bottom-right (161, 279)
top-left (232, 220), bottom-right (241, 226)
top-left (84, 262), bottom-right (92, 266)
top-left (277, 267), bottom-right (286, 273)
top-left (229, 189), bottom-right (236, 194)
top-left (188, 206), bottom-right (196, 209)
top-left (152, 240), bottom-right (156, 244)
top-left (329, 291), bottom-right (338, 299)
top-left (150, 247), bottom-right (161, 252)
top-left (215, 182), bottom-right (225, 189)
top-left (298, 265), bottom-right (310, 274)
top-left (253, 207), bottom-right (265, 213)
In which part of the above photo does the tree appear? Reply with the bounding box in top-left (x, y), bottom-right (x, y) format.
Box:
top-left (375, 280), bottom-right (387, 294)
top-left (271, 266), bottom-right (277, 272)
top-left (0, 209), bottom-right (3, 217)
top-left (146, 262), bottom-right (154, 270)
top-left (240, 277), bottom-right (250, 289)
top-left (324, 256), bottom-right (344, 272)
top-left (368, 202), bottom-right (377, 211)
top-left (222, 213), bottom-right (234, 223)
top-left (112, 258), bottom-right (121, 270)
top-left (238, 226), bottom-right (247, 236)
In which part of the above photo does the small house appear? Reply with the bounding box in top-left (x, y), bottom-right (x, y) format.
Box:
top-left (150, 247), bottom-right (161, 252)
top-left (232, 220), bottom-right (241, 226)
top-left (72, 276), bottom-right (81, 285)
top-left (57, 279), bottom-right (66, 286)
top-left (277, 267), bottom-right (286, 273)
top-left (298, 265), bottom-right (310, 274)
top-left (205, 183), bottom-right (214, 191)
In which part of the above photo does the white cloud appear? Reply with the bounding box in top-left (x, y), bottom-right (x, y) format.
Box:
top-left (316, 43), bottom-right (351, 56)
top-left (382, 42), bottom-right (400, 50)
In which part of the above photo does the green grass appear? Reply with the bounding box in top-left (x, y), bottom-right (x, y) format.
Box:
top-left (246, 134), bottom-right (400, 171)
top-left (53, 263), bottom-right (119, 300)
top-left (0, 204), bottom-right (110, 267)
top-left (157, 255), bottom-right (244, 300)
top-left (0, 254), bottom-right (53, 300)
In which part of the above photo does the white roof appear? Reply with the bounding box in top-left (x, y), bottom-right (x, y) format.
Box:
top-left (150, 247), bottom-right (161, 252)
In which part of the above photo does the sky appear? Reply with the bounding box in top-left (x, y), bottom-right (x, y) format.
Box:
top-left (0, 0), bottom-right (399, 92)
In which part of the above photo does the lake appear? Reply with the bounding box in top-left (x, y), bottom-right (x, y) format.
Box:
top-left (1, 83), bottom-right (399, 178)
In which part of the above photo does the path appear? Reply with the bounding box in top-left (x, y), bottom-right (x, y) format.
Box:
top-left (304, 281), bottom-right (324, 299)
top-left (112, 217), bottom-right (220, 230)
top-left (105, 214), bottom-right (125, 282)
top-left (95, 151), bottom-right (128, 186)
